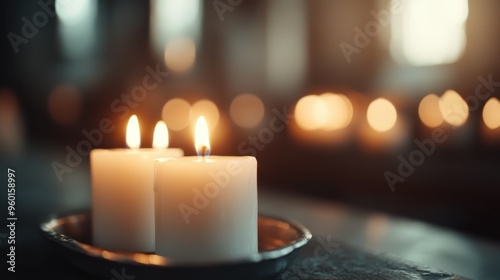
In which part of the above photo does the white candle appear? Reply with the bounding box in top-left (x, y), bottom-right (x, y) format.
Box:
top-left (154, 116), bottom-right (258, 261)
top-left (91, 116), bottom-right (183, 252)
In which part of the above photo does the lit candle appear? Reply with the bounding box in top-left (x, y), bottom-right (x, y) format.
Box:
top-left (154, 116), bottom-right (258, 261)
top-left (91, 115), bottom-right (184, 252)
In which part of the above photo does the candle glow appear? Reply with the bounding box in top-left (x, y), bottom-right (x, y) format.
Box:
top-left (153, 121), bottom-right (169, 149)
top-left (195, 116), bottom-right (211, 157)
top-left (126, 115), bottom-right (141, 149)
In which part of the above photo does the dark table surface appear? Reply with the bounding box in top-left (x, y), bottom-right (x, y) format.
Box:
top-left (1, 152), bottom-right (499, 279)
top-left (260, 191), bottom-right (499, 280)
top-left (277, 240), bottom-right (470, 280)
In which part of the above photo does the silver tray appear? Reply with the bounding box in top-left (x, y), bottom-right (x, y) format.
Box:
top-left (40, 210), bottom-right (311, 280)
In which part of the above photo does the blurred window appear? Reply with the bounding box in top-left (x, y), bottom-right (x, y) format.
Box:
top-left (390, 0), bottom-right (469, 66)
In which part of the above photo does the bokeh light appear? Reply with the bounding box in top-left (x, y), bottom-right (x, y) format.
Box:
top-left (319, 93), bottom-right (353, 130)
top-left (295, 95), bottom-right (328, 130)
top-left (418, 94), bottom-right (444, 128)
top-left (230, 94), bottom-right (265, 128)
top-left (161, 98), bottom-right (191, 131)
top-left (163, 37), bottom-right (196, 74)
top-left (55, 0), bottom-right (97, 26)
top-left (390, 0), bottom-right (468, 66)
top-left (0, 89), bottom-right (24, 154)
top-left (483, 97), bottom-right (500, 130)
top-left (48, 85), bottom-right (83, 126)
top-left (0, 89), bottom-right (19, 120)
top-left (190, 99), bottom-right (220, 131)
top-left (367, 98), bottom-right (397, 132)
top-left (439, 90), bottom-right (469, 127)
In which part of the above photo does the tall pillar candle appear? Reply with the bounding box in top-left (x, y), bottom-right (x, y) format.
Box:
top-left (91, 117), bottom-right (183, 252)
top-left (154, 116), bottom-right (258, 261)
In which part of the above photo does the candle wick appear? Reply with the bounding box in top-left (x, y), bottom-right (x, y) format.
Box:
top-left (201, 146), bottom-right (207, 159)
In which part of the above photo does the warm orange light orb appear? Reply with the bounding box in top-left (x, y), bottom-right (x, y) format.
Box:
top-left (483, 97), bottom-right (500, 129)
top-left (230, 94), bottom-right (265, 128)
top-left (319, 93), bottom-right (353, 130)
top-left (439, 90), bottom-right (469, 127)
top-left (295, 95), bottom-right (328, 130)
top-left (162, 98), bottom-right (191, 131)
top-left (190, 99), bottom-right (220, 131)
top-left (367, 98), bottom-right (397, 132)
top-left (418, 94), bottom-right (444, 128)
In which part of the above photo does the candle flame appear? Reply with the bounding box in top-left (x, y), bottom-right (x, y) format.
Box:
top-left (195, 116), bottom-right (210, 158)
top-left (153, 121), bottom-right (169, 149)
top-left (126, 115), bottom-right (141, 149)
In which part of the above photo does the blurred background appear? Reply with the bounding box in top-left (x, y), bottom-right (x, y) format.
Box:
top-left (1, 0), bottom-right (499, 256)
